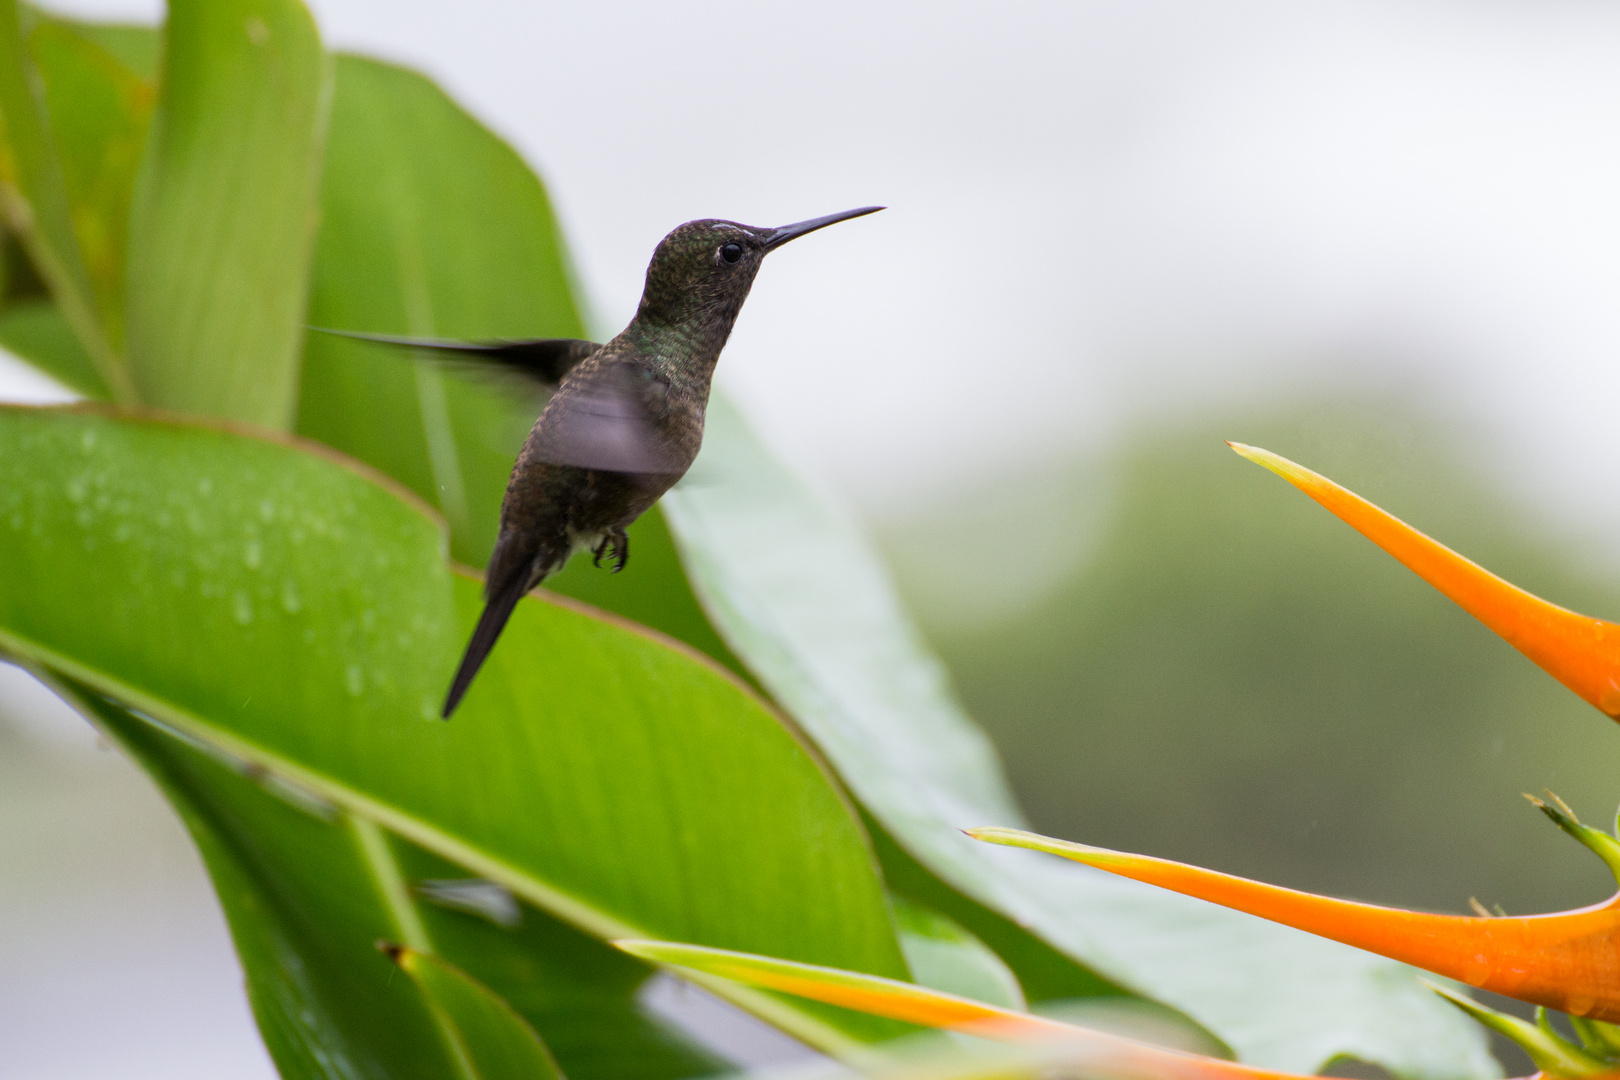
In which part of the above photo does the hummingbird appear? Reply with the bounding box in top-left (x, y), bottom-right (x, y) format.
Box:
top-left (318, 206), bottom-right (883, 717)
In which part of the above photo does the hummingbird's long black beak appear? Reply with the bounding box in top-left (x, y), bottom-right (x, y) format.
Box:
top-left (763, 206), bottom-right (884, 250)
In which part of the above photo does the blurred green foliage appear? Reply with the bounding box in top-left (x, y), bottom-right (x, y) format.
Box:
top-left (890, 399), bottom-right (1620, 919)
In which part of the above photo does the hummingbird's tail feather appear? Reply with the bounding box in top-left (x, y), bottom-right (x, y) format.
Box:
top-left (441, 567), bottom-right (533, 719)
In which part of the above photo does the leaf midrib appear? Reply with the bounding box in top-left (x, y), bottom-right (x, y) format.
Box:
top-left (0, 621), bottom-right (867, 1059)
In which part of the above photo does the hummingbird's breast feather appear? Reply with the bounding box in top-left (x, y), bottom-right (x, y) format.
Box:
top-left (516, 353), bottom-right (702, 476)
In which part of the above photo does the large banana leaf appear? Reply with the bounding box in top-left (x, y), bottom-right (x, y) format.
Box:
top-left (0, 404), bottom-right (914, 1067)
top-left (58, 680), bottom-right (717, 1080)
top-left (66, 685), bottom-right (501, 1080)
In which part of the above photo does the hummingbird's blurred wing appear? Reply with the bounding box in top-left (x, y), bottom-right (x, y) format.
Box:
top-left (529, 365), bottom-right (687, 475)
top-left (307, 327), bottom-right (601, 386)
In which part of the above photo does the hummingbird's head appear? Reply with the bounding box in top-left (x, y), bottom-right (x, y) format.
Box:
top-left (634, 207), bottom-right (884, 333)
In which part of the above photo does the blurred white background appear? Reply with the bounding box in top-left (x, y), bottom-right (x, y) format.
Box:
top-left (10, 0), bottom-right (1620, 1076)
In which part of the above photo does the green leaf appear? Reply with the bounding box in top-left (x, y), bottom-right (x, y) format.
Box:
top-left (63, 20), bottom-right (160, 81)
top-left (1525, 792), bottom-right (1620, 887)
top-left (124, 0), bottom-right (330, 428)
top-left (383, 944), bottom-right (568, 1080)
top-left (892, 896), bottom-right (1025, 1013)
top-left (0, 298), bottom-right (105, 396)
top-left (298, 53), bottom-right (744, 672)
top-left (63, 683), bottom-right (486, 1080)
top-left (48, 679), bottom-right (721, 1080)
top-left (0, 0), bottom-right (131, 399)
top-left (1422, 981), bottom-right (1607, 1078)
top-left (866, 813), bottom-right (1129, 1008)
top-left (0, 404), bottom-right (910, 1057)
top-left (657, 397), bottom-right (1497, 1079)
top-left (299, 53), bottom-right (583, 559)
top-left (26, 11), bottom-right (154, 355)
top-left (395, 844), bottom-right (723, 1080)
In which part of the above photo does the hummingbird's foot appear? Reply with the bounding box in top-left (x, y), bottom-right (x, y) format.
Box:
top-left (592, 529), bottom-right (630, 573)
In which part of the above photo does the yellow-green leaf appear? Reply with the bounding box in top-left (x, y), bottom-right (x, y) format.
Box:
top-left (124, 0), bottom-right (330, 428)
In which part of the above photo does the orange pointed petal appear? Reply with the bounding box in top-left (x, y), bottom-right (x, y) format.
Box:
top-left (1228, 442), bottom-right (1620, 719)
top-left (971, 827), bottom-right (1620, 1022)
top-left (614, 939), bottom-right (1308, 1080)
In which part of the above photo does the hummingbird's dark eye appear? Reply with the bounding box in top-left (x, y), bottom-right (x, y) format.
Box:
top-left (719, 242), bottom-right (744, 265)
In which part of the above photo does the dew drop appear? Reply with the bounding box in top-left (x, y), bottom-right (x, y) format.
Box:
top-left (280, 580), bottom-right (302, 614)
top-left (197, 477), bottom-right (213, 497)
top-left (243, 539), bottom-right (262, 570)
top-left (65, 477), bottom-right (87, 504)
top-left (345, 664), bottom-right (364, 696)
top-left (232, 591), bottom-right (254, 625)
top-left (1462, 953), bottom-right (1493, 985)
top-left (259, 499), bottom-right (275, 523)
top-left (79, 429), bottom-right (96, 454)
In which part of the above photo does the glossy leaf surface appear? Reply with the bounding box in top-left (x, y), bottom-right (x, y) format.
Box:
top-left (70, 684), bottom-right (478, 1080)
top-left (658, 398), bottom-right (1495, 1078)
top-left (0, 404), bottom-right (910, 1057)
top-left (54, 681), bottom-right (722, 1080)
top-left (124, 0), bottom-right (329, 428)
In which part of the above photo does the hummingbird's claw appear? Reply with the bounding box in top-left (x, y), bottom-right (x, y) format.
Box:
top-left (591, 529), bottom-right (630, 573)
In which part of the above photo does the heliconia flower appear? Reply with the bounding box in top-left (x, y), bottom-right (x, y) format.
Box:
top-left (969, 806), bottom-right (1620, 1024)
top-left (1227, 442), bottom-right (1620, 719)
top-left (613, 938), bottom-right (1324, 1080)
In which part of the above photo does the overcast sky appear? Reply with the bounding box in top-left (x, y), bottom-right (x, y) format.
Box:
top-left (11, 0), bottom-right (1620, 541)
